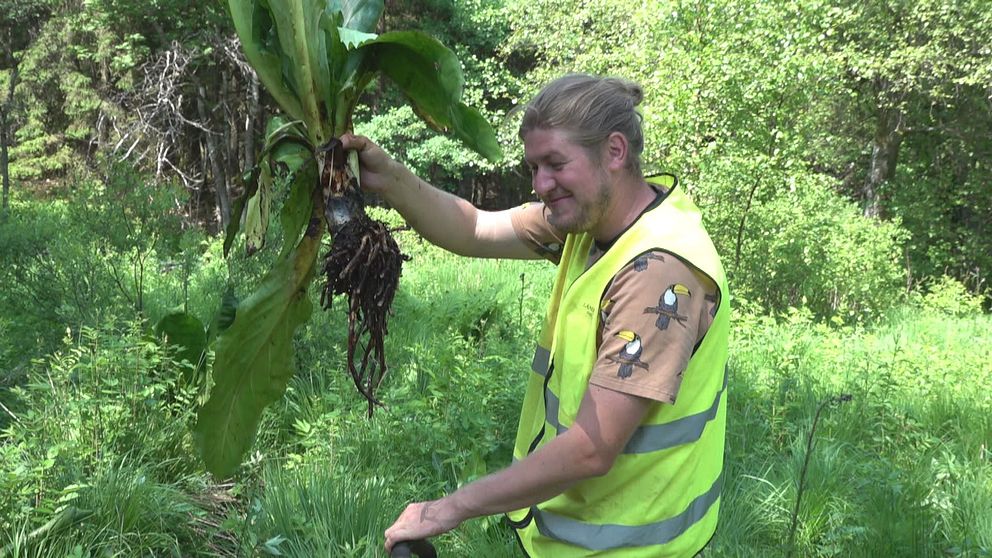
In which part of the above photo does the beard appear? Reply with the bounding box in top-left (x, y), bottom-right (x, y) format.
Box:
top-left (546, 173), bottom-right (613, 235)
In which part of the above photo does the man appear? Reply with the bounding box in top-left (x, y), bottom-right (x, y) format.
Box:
top-left (341, 74), bottom-right (729, 557)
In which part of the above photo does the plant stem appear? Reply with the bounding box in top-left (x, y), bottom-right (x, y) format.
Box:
top-left (786, 394), bottom-right (851, 557)
top-left (518, 273), bottom-right (526, 329)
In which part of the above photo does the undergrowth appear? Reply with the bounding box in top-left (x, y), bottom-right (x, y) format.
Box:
top-left (2, 204), bottom-right (990, 557)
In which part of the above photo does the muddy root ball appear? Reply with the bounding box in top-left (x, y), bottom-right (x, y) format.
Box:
top-left (320, 215), bottom-right (408, 416)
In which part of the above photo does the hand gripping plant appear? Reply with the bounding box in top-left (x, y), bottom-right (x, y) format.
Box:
top-left (194, 0), bottom-right (502, 478)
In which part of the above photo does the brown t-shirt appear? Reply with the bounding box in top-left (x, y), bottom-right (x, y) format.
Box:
top-left (510, 197), bottom-right (718, 404)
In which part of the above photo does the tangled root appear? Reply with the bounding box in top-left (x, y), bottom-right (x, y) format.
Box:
top-left (320, 214), bottom-right (408, 416)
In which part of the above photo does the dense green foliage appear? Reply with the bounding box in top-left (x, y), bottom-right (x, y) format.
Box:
top-left (2, 213), bottom-right (990, 555)
top-left (4, 0), bottom-right (990, 306)
top-left (724, 305), bottom-right (992, 556)
top-left (498, 0), bottom-right (992, 304)
top-left (2, 0), bottom-right (991, 555)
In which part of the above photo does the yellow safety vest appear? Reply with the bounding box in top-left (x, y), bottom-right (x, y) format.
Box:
top-left (507, 176), bottom-right (730, 557)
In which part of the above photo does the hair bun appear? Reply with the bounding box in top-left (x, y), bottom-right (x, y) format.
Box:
top-left (627, 83), bottom-right (644, 107)
top-left (619, 79), bottom-right (644, 107)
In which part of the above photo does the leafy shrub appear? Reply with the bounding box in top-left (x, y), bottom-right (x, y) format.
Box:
top-left (909, 275), bottom-right (985, 317)
top-left (697, 157), bottom-right (909, 322)
top-left (0, 323), bottom-right (200, 534)
top-left (0, 199), bottom-right (113, 353)
top-left (0, 168), bottom-right (222, 373)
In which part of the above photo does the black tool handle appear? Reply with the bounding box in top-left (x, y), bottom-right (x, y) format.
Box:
top-left (390, 539), bottom-right (437, 558)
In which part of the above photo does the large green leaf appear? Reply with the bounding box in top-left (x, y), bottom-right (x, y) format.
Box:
top-left (329, 0), bottom-right (383, 33)
top-left (244, 165), bottom-right (271, 256)
top-left (223, 167), bottom-right (258, 258)
top-left (277, 165), bottom-right (316, 260)
top-left (239, 118), bottom-right (315, 258)
top-left (361, 31), bottom-right (502, 162)
top-left (207, 287), bottom-right (239, 344)
top-left (194, 231), bottom-right (322, 479)
top-left (337, 26), bottom-right (377, 49)
top-left (318, 10), bottom-right (377, 134)
top-left (228, 0), bottom-right (305, 123)
top-left (154, 311), bottom-right (207, 384)
top-left (318, 11), bottom-right (348, 121)
top-left (231, 0), bottom-right (343, 142)
top-left (264, 118), bottom-right (315, 259)
top-left (266, 0), bottom-right (326, 140)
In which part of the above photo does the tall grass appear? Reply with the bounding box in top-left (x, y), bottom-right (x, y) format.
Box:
top-left (249, 464), bottom-right (399, 557)
top-left (720, 305), bottom-right (992, 557)
top-left (3, 205), bottom-right (990, 556)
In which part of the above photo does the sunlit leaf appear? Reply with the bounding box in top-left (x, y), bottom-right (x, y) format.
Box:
top-left (329, 0), bottom-right (383, 33)
top-left (244, 165), bottom-right (271, 256)
top-left (337, 27), bottom-right (377, 48)
top-left (229, 0), bottom-right (305, 122)
top-left (194, 233), bottom-right (322, 479)
top-left (362, 31), bottom-right (502, 162)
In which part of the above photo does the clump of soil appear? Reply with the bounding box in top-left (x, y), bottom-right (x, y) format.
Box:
top-left (319, 208), bottom-right (408, 416)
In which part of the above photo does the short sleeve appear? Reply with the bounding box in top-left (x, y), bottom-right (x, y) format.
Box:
top-left (509, 202), bottom-right (566, 264)
top-left (588, 252), bottom-right (719, 404)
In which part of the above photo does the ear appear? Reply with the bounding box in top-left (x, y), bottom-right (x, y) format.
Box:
top-left (602, 132), bottom-right (629, 172)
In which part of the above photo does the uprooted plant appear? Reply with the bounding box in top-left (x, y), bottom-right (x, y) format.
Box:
top-left (176, 0), bottom-right (501, 478)
top-left (317, 138), bottom-right (409, 417)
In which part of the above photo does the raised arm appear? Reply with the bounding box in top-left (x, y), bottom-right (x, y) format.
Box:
top-left (341, 133), bottom-right (538, 260)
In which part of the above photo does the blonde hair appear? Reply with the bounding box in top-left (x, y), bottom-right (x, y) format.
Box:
top-left (518, 74), bottom-right (644, 175)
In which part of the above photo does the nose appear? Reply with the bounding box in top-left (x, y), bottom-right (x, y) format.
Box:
top-left (532, 167), bottom-right (555, 196)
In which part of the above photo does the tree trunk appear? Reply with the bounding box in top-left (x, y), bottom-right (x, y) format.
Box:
top-left (1, 67), bottom-right (17, 222)
top-left (197, 83), bottom-right (231, 230)
top-left (1, 104), bottom-right (10, 223)
top-left (222, 69), bottom-right (238, 190)
top-left (864, 106), bottom-right (903, 219)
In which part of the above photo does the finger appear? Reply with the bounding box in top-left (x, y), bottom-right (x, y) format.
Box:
top-left (384, 517), bottom-right (404, 544)
top-left (339, 133), bottom-right (367, 151)
top-left (384, 527), bottom-right (407, 553)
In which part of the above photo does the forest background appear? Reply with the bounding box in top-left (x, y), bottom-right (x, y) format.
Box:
top-left (1, 0), bottom-right (990, 556)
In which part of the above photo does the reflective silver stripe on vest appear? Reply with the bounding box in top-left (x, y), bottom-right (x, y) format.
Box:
top-left (532, 345), bottom-right (551, 377)
top-left (543, 364), bottom-right (728, 454)
top-left (545, 387), bottom-right (563, 434)
top-left (623, 365), bottom-right (729, 454)
top-left (531, 470), bottom-right (724, 550)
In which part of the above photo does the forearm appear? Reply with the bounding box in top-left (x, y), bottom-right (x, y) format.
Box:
top-left (445, 428), bottom-right (608, 520)
top-left (383, 385), bottom-right (651, 550)
top-left (377, 161), bottom-right (484, 256)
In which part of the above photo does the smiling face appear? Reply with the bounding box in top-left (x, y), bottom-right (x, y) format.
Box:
top-left (523, 128), bottom-right (614, 236)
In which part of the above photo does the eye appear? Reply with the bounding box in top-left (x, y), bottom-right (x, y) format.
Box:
top-left (551, 162), bottom-right (566, 171)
